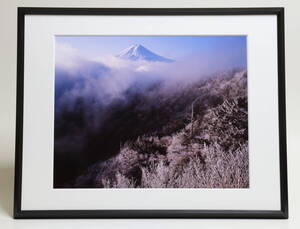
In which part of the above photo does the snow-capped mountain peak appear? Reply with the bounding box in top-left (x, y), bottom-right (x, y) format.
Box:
top-left (116, 44), bottom-right (174, 63)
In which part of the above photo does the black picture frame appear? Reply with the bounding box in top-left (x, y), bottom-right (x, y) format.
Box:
top-left (14, 7), bottom-right (288, 219)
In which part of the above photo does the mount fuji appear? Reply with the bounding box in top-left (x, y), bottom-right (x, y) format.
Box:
top-left (116, 44), bottom-right (174, 63)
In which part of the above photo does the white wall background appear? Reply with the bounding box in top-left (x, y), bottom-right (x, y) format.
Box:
top-left (0, 0), bottom-right (299, 228)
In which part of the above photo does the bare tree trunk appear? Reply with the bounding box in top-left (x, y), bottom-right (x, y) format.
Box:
top-left (190, 96), bottom-right (201, 136)
top-left (191, 104), bottom-right (194, 136)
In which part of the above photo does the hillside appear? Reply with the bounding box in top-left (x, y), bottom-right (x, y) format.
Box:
top-left (65, 69), bottom-right (249, 188)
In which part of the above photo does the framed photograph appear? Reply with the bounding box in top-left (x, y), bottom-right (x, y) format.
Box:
top-left (14, 7), bottom-right (288, 219)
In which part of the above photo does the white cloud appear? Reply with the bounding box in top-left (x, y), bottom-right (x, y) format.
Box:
top-left (55, 42), bottom-right (81, 70)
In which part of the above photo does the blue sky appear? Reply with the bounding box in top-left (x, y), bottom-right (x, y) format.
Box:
top-left (56, 36), bottom-right (247, 68)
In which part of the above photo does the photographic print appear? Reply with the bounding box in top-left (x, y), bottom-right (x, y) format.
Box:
top-left (54, 35), bottom-right (248, 189)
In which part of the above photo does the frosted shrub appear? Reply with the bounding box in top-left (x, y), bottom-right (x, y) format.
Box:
top-left (141, 161), bottom-right (170, 188)
top-left (116, 146), bottom-right (139, 173)
top-left (167, 133), bottom-right (186, 154)
top-left (102, 172), bottom-right (136, 188)
top-left (137, 143), bottom-right (248, 188)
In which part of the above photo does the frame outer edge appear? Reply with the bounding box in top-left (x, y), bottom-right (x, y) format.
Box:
top-left (13, 7), bottom-right (288, 219)
top-left (14, 7), bottom-right (25, 219)
top-left (277, 7), bottom-right (289, 219)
